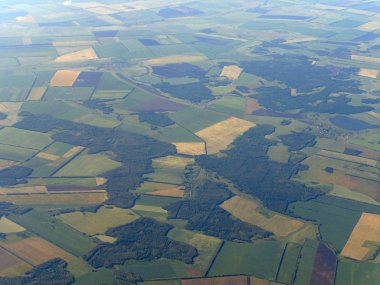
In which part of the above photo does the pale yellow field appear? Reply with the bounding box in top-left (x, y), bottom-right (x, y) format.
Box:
top-left (36, 152), bottom-right (60, 161)
top-left (220, 65), bottom-right (243, 80)
top-left (221, 196), bottom-right (304, 237)
top-left (0, 217), bottom-right (25, 234)
top-left (0, 103), bottom-right (22, 127)
top-left (59, 206), bottom-right (139, 235)
top-left (50, 70), bottom-right (81, 87)
top-left (96, 177), bottom-right (107, 186)
top-left (358, 68), bottom-right (379, 79)
top-left (53, 41), bottom-right (98, 47)
top-left (87, 6), bottom-right (118, 15)
top-left (285, 36), bottom-right (318, 44)
top-left (174, 142), bottom-right (206, 155)
top-left (97, 15), bottom-right (123, 25)
top-left (144, 55), bottom-right (207, 65)
top-left (27, 87), bottom-right (47, 101)
top-left (291, 88), bottom-right (297, 96)
top-left (358, 21), bottom-right (380, 31)
top-left (0, 160), bottom-right (15, 170)
top-left (0, 237), bottom-right (74, 266)
top-left (352, 54), bottom-right (380, 64)
top-left (196, 117), bottom-right (256, 154)
top-left (146, 188), bottom-right (184, 198)
top-left (341, 212), bottom-right (380, 260)
top-left (95, 234), bottom-right (117, 243)
top-left (153, 155), bottom-right (194, 169)
top-left (62, 146), bottom-right (85, 159)
top-left (0, 193), bottom-right (107, 205)
top-left (367, 111), bottom-right (380, 120)
top-left (54, 48), bottom-right (98, 62)
top-left (318, 150), bottom-right (378, 167)
top-left (135, 181), bottom-right (184, 194)
top-left (0, 186), bottom-right (48, 195)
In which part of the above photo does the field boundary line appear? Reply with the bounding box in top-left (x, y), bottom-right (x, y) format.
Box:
top-left (204, 240), bottom-right (225, 277)
top-left (49, 147), bottom-right (85, 177)
top-left (0, 243), bottom-right (34, 267)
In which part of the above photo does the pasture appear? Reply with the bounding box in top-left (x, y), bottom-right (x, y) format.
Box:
top-left (168, 228), bottom-right (222, 274)
top-left (54, 153), bottom-right (122, 177)
top-left (8, 209), bottom-right (96, 256)
top-left (0, 127), bottom-right (52, 150)
top-left (59, 206), bottom-right (140, 235)
top-left (208, 240), bottom-right (284, 279)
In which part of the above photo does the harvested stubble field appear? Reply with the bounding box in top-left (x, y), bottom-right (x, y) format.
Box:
top-left (145, 55), bottom-right (208, 65)
top-left (54, 48), bottom-right (98, 63)
top-left (220, 65), bottom-right (243, 80)
top-left (174, 142), bottom-right (206, 155)
top-left (27, 87), bottom-right (47, 101)
top-left (0, 217), bottom-right (25, 233)
top-left (50, 70), bottom-right (81, 87)
top-left (341, 212), bottom-right (380, 260)
top-left (221, 196), bottom-right (304, 237)
top-left (195, 117), bottom-right (256, 154)
top-left (358, 68), bottom-right (379, 79)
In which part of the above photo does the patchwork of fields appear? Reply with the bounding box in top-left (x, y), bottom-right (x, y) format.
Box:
top-left (0, 0), bottom-right (379, 284)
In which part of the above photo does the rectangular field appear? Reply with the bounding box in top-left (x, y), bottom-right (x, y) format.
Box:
top-left (50, 70), bottom-right (81, 87)
top-left (0, 236), bottom-right (74, 266)
top-left (54, 48), bottom-right (98, 62)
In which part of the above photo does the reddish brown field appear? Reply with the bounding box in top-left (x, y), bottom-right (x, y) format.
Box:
top-left (181, 276), bottom-right (249, 285)
top-left (0, 237), bottom-right (74, 266)
top-left (245, 98), bottom-right (261, 115)
top-left (0, 247), bottom-right (21, 270)
top-left (310, 242), bottom-right (337, 285)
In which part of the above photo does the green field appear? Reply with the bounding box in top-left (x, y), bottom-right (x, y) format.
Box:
top-left (169, 107), bottom-right (228, 132)
top-left (54, 154), bottom-right (122, 177)
top-left (293, 239), bottom-right (318, 285)
top-left (0, 127), bottom-right (52, 150)
top-left (276, 243), bottom-right (302, 284)
top-left (208, 240), bottom-right (285, 279)
top-left (168, 228), bottom-right (222, 274)
top-left (9, 209), bottom-right (96, 256)
top-left (0, 144), bottom-right (38, 161)
top-left (59, 206), bottom-right (140, 235)
top-left (122, 259), bottom-right (188, 280)
top-left (335, 260), bottom-right (380, 285)
top-left (349, 131), bottom-right (380, 152)
top-left (207, 95), bottom-right (246, 117)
